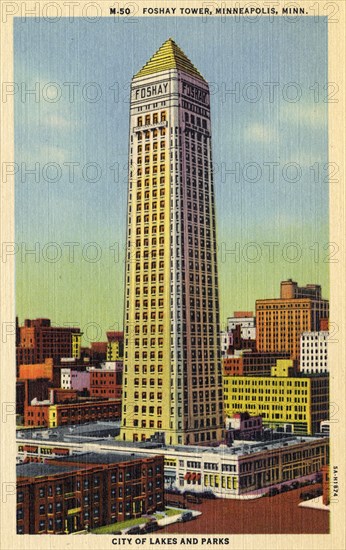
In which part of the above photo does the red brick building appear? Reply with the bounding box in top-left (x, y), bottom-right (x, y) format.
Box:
top-left (17, 451), bottom-right (164, 534)
top-left (16, 318), bottom-right (82, 369)
top-left (24, 398), bottom-right (121, 428)
top-left (89, 369), bottom-right (122, 399)
top-left (223, 352), bottom-right (291, 377)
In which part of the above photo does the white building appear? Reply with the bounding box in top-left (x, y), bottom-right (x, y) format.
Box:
top-left (220, 330), bottom-right (231, 358)
top-left (16, 432), bottom-right (329, 498)
top-left (300, 331), bottom-right (329, 373)
top-left (227, 313), bottom-right (256, 341)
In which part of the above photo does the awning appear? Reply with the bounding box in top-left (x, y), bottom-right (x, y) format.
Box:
top-left (184, 472), bottom-right (191, 480)
top-left (24, 446), bottom-right (38, 453)
top-left (196, 473), bottom-right (201, 481)
top-left (190, 473), bottom-right (197, 481)
top-left (52, 448), bottom-right (69, 456)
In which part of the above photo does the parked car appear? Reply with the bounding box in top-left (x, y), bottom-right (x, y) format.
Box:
top-left (268, 487), bottom-right (279, 496)
top-left (179, 512), bottom-right (193, 522)
top-left (289, 481), bottom-right (299, 490)
top-left (141, 520), bottom-right (160, 534)
top-left (186, 495), bottom-right (202, 504)
top-left (280, 484), bottom-right (290, 493)
top-left (126, 526), bottom-right (142, 535)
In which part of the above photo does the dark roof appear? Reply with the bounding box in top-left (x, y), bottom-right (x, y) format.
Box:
top-left (17, 462), bottom-right (81, 478)
top-left (54, 451), bottom-right (150, 466)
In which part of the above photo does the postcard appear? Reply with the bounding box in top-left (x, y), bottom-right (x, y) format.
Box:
top-left (0, 1), bottom-right (345, 549)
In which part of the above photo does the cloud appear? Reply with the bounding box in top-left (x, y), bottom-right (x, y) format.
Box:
top-left (280, 102), bottom-right (327, 129)
top-left (245, 123), bottom-right (278, 144)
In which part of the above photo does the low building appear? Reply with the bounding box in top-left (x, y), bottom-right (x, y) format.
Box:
top-left (61, 367), bottom-right (91, 392)
top-left (16, 432), bottom-right (329, 499)
top-left (16, 451), bottom-right (164, 534)
top-left (223, 360), bottom-right (329, 435)
top-left (223, 351), bottom-right (292, 377)
top-left (24, 399), bottom-right (121, 428)
top-left (89, 362), bottom-right (123, 399)
top-left (225, 412), bottom-right (263, 444)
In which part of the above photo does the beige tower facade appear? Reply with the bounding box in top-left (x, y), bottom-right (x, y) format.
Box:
top-left (256, 279), bottom-right (329, 360)
top-left (120, 39), bottom-right (224, 445)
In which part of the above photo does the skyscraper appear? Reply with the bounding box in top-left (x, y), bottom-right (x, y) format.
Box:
top-left (120, 39), bottom-right (224, 445)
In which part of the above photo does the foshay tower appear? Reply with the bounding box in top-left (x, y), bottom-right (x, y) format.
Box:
top-left (120, 39), bottom-right (224, 445)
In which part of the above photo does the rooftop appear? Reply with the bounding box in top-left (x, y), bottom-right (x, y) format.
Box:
top-left (51, 451), bottom-right (151, 465)
top-left (16, 423), bottom-right (327, 459)
top-left (17, 462), bottom-right (81, 478)
top-left (135, 38), bottom-right (205, 81)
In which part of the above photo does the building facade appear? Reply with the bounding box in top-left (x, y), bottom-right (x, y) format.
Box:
top-left (300, 331), bottom-right (329, 374)
top-left (223, 361), bottom-right (329, 435)
top-left (24, 399), bottom-right (121, 428)
top-left (223, 351), bottom-right (291, 377)
top-left (121, 39), bottom-right (223, 445)
top-left (256, 280), bottom-right (329, 359)
top-left (16, 434), bottom-right (328, 499)
top-left (17, 452), bottom-right (164, 534)
top-left (16, 318), bottom-right (82, 368)
top-left (227, 311), bottom-right (256, 340)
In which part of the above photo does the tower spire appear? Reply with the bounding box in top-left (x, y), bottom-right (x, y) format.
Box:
top-left (135, 38), bottom-right (205, 81)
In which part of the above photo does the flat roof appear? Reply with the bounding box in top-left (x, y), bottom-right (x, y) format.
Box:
top-left (54, 451), bottom-right (151, 464)
top-left (17, 462), bottom-right (81, 478)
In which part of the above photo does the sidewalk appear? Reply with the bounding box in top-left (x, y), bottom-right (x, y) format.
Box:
top-left (299, 496), bottom-right (330, 512)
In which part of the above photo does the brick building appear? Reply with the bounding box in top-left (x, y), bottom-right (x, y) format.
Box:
top-left (89, 363), bottom-right (123, 399)
top-left (256, 280), bottom-right (329, 359)
top-left (223, 351), bottom-right (292, 377)
top-left (16, 451), bottom-right (164, 534)
top-left (16, 318), bottom-right (82, 369)
top-left (24, 398), bottom-right (121, 428)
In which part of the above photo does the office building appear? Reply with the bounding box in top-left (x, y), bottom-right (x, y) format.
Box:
top-left (223, 360), bottom-right (329, 435)
top-left (16, 318), bottom-right (82, 368)
top-left (300, 331), bottom-right (329, 374)
top-left (121, 38), bottom-right (223, 445)
top-left (256, 280), bottom-right (329, 359)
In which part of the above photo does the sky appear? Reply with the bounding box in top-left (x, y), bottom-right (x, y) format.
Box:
top-left (14, 16), bottom-right (329, 342)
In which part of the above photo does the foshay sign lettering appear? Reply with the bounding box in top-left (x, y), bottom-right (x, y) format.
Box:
top-left (133, 82), bottom-right (168, 100)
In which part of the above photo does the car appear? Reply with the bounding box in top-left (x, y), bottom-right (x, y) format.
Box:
top-left (179, 512), bottom-right (193, 522)
top-left (280, 484), bottom-right (290, 493)
top-left (289, 481), bottom-right (299, 489)
top-left (186, 495), bottom-right (202, 504)
top-left (126, 526), bottom-right (142, 535)
top-left (141, 520), bottom-right (160, 534)
top-left (268, 487), bottom-right (279, 496)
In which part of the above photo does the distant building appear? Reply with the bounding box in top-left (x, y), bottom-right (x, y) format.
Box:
top-left (16, 318), bottom-right (82, 369)
top-left (223, 351), bottom-right (292, 377)
top-left (16, 451), bottom-right (164, 534)
top-left (24, 398), bottom-right (121, 428)
top-left (106, 331), bottom-right (124, 361)
top-left (61, 367), bottom-right (91, 392)
top-left (89, 362), bottom-right (123, 399)
top-left (220, 330), bottom-right (231, 358)
top-left (225, 412), bottom-right (263, 444)
top-left (227, 311), bottom-right (256, 340)
top-left (223, 360), bottom-right (329, 435)
top-left (300, 331), bottom-right (329, 373)
top-left (256, 280), bottom-right (329, 359)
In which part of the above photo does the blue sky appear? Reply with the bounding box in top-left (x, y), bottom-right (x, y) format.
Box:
top-left (14, 16), bottom-right (329, 341)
